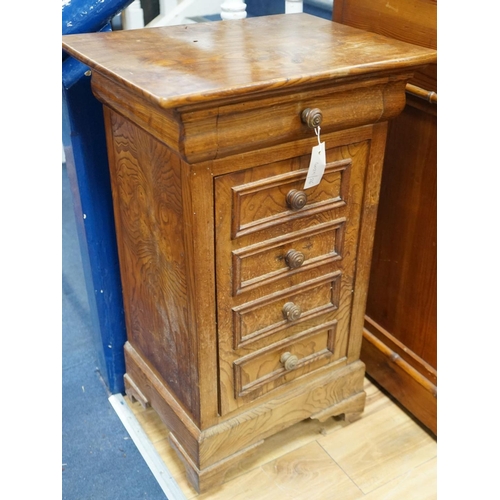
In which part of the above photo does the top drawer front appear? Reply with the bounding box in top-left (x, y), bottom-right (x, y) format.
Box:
top-left (232, 159), bottom-right (351, 239)
top-left (181, 79), bottom-right (407, 163)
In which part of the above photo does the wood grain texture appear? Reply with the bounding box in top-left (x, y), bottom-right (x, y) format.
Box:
top-left (367, 104), bottom-right (437, 368)
top-left (318, 397), bottom-right (436, 494)
top-left (229, 159), bottom-right (351, 239)
top-left (333, 0), bottom-right (437, 92)
top-left (126, 377), bottom-right (436, 499)
top-left (62, 14), bottom-right (436, 109)
top-left (260, 441), bottom-right (363, 500)
top-left (169, 432), bottom-right (264, 494)
top-left (334, 0), bottom-right (438, 435)
top-left (104, 108), bottom-right (200, 422)
top-left (92, 72), bottom-right (412, 164)
top-left (361, 328), bottom-right (437, 435)
top-left (362, 457), bottom-right (437, 500)
top-left (125, 339), bottom-right (365, 470)
top-left (66, 13), bottom-right (437, 493)
top-left (346, 122), bottom-right (388, 364)
top-left (310, 391), bottom-right (366, 423)
top-left (194, 467), bottom-right (282, 500)
top-left (200, 359), bottom-right (365, 468)
top-left (333, 0), bottom-right (436, 49)
top-left (365, 316), bottom-right (437, 387)
top-left (231, 218), bottom-right (346, 296)
top-left (91, 71), bottom-right (182, 154)
top-left (232, 274), bottom-right (341, 349)
top-left (63, 14), bottom-right (435, 164)
top-left (406, 83), bottom-right (437, 103)
top-left (215, 139), bottom-right (370, 415)
top-left (363, 83), bottom-right (437, 434)
top-left (179, 162), bottom-right (220, 428)
top-left (180, 78), bottom-right (410, 162)
top-left (124, 342), bottom-right (202, 467)
top-left (233, 321), bottom-right (338, 398)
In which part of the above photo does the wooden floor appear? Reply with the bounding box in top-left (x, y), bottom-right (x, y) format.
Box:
top-left (126, 377), bottom-right (437, 499)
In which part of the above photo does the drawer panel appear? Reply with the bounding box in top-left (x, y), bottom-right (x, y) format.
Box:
top-left (181, 78), bottom-right (407, 162)
top-left (233, 321), bottom-right (341, 400)
top-left (215, 139), bottom-right (371, 415)
top-left (231, 159), bottom-right (351, 239)
top-left (232, 219), bottom-right (346, 296)
top-left (232, 272), bottom-right (341, 349)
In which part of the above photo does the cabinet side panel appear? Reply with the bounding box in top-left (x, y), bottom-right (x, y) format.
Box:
top-left (333, 0), bottom-right (436, 50)
top-left (332, 0), bottom-right (437, 94)
top-left (105, 109), bottom-right (199, 419)
top-left (366, 103), bottom-right (437, 369)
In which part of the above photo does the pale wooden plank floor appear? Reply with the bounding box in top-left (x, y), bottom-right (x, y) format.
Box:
top-left (126, 378), bottom-right (437, 499)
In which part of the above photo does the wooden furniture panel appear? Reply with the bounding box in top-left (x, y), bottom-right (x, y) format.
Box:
top-left (368, 99), bottom-right (437, 369)
top-left (233, 321), bottom-right (339, 399)
top-left (333, 0), bottom-right (437, 434)
top-left (333, 0), bottom-right (436, 48)
top-left (231, 218), bottom-right (346, 296)
top-left (230, 159), bottom-right (351, 239)
top-left (215, 139), bottom-right (372, 416)
top-left (332, 0), bottom-right (437, 92)
top-left (63, 13), bottom-right (436, 492)
top-left (104, 111), bottom-right (201, 421)
top-left (232, 272), bottom-right (341, 347)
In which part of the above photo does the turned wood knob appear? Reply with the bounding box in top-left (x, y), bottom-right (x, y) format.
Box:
top-left (286, 189), bottom-right (307, 210)
top-left (282, 302), bottom-right (302, 321)
top-left (285, 249), bottom-right (305, 269)
top-left (280, 352), bottom-right (299, 371)
top-left (301, 107), bottom-right (323, 128)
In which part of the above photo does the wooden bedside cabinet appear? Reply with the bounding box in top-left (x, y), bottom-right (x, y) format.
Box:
top-left (62, 13), bottom-right (436, 493)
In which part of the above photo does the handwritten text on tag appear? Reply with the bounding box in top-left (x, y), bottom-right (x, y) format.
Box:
top-left (304, 141), bottom-right (326, 189)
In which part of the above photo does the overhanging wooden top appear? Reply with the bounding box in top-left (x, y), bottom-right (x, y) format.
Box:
top-left (62, 13), bottom-right (437, 109)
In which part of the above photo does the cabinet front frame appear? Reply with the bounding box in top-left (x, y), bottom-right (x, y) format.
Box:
top-left (212, 124), bottom-right (386, 417)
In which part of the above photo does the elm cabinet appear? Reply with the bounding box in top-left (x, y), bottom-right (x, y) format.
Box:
top-left (62, 14), bottom-right (436, 492)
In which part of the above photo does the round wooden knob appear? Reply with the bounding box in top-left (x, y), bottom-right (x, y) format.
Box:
top-left (301, 107), bottom-right (323, 128)
top-left (280, 352), bottom-right (299, 371)
top-left (286, 189), bottom-right (307, 210)
top-left (282, 302), bottom-right (302, 321)
top-left (285, 249), bottom-right (305, 269)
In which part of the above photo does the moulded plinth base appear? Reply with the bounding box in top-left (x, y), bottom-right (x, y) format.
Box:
top-left (124, 342), bottom-right (366, 493)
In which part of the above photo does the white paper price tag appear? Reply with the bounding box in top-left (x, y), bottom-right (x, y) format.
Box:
top-left (304, 141), bottom-right (326, 189)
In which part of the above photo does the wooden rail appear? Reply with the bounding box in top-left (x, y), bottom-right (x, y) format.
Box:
top-left (406, 83), bottom-right (437, 104)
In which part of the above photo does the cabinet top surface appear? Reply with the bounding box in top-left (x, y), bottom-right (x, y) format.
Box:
top-left (62, 13), bottom-right (436, 109)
